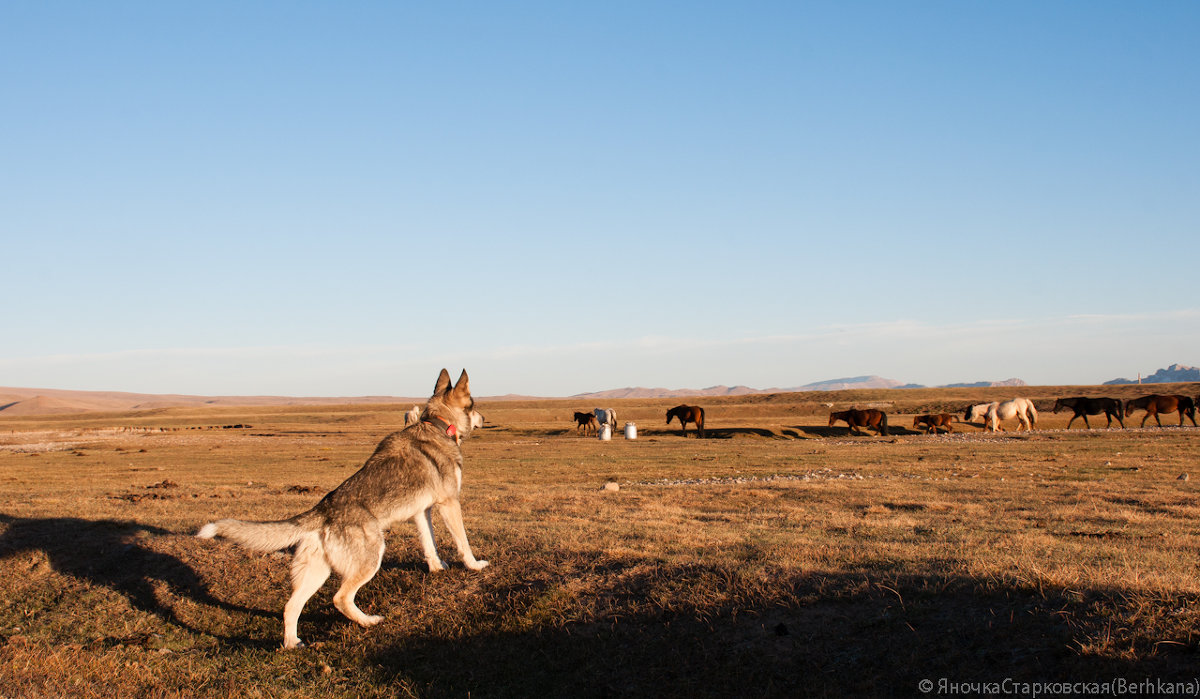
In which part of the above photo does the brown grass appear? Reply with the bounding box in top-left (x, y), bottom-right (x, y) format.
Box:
top-left (1, 384), bottom-right (1199, 697)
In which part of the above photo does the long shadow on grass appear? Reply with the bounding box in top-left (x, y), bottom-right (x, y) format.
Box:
top-left (356, 561), bottom-right (1199, 698)
top-left (0, 513), bottom-right (271, 644)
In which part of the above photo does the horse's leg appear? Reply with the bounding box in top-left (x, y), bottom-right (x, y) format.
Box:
top-left (1081, 414), bottom-right (1090, 429)
top-left (1066, 415), bottom-right (1077, 430)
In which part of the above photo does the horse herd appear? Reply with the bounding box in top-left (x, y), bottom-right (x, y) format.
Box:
top-left (574, 405), bottom-right (707, 437)
top-left (572, 393), bottom-right (1199, 438)
top-left (838, 393), bottom-right (1198, 436)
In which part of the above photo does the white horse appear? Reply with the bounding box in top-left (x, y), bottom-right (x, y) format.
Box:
top-left (964, 402), bottom-right (997, 425)
top-left (966, 398), bottom-right (1037, 432)
top-left (593, 408), bottom-right (617, 433)
top-left (403, 405), bottom-right (421, 427)
top-left (470, 411), bottom-right (485, 429)
top-left (986, 398), bottom-right (1037, 432)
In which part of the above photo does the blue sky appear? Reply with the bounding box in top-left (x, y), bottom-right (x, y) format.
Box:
top-left (2, 2), bottom-right (1197, 397)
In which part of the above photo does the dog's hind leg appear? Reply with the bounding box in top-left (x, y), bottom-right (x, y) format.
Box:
top-left (284, 534), bottom-right (332, 649)
top-left (326, 526), bottom-right (385, 628)
top-left (414, 507), bottom-right (447, 572)
top-left (435, 498), bottom-right (489, 571)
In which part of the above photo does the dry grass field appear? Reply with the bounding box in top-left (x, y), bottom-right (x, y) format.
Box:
top-left (1, 384), bottom-right (1199, 697)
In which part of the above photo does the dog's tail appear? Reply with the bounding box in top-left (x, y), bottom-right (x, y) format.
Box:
top-left (196, 510), bottom-right (322, 552)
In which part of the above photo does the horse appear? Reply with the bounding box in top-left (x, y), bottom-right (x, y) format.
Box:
top-left (573, 411), bottom-right (599, 436)
top-left (913, 413), bottom-right (955, 434)
top-left (829, 409), bottom-right (889, 436)
top-left (666, 405), bottom-right (705, 438)
top-left (471, 411), bottom-right (485, 429)
top-left (1052, 397), bottom-right (1124, 429)
top-left (963, 403), bottom-right (996, 425)
top-left (593, 408), bottom-right (617, 434)
top-left (1125, 394), bottom-right (1197, 427)
top-left (403, 405), bottom-right (421, 427)
top-left (985, 398), bottom-right (1037, 432)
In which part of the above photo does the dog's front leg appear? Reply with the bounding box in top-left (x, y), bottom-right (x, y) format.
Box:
top-left (435, 498), bottom-right (489, 571)
top-left (414, 507), bottom-right (447, 572)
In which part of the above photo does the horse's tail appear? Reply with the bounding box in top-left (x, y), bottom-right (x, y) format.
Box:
top-left (879, 412), bottom-right (889, 436)
top-left (1027, 400), bottom-right (1038, 426)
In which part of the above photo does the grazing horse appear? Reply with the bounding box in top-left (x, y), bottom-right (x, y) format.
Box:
top-left (403, 405), bottom-right (421, 427)
top-left (963, 403), bottom-right (997, 426)
top-left (471, 411), bottom-right (485, 429)
top-left (829, 409), bottom-right (889, 436)
top-left (593, 408), bottom-right (617, 434)
top-left (986, 398), bottom-right (1037, 432)
top-left (1052, 397), bottom-right (1124, 429)
top-left (964, 400), bottom-right (1037, 432)
top-left (666, 405), bottom-right (705, 438)
top-left (574, 411), bottom-right (599, 435)
top-left (913, 413), bottom-right (955, 434)
top-left (1125, 394), bottom-right (1197, 427)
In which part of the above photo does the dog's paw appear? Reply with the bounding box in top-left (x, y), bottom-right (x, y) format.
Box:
top-left (466, 559), bottom-right (489, 571)
top-left (427, 559), bottom-right (447, 573)
top-left (359, 614), bottom-right (383, 627)
top-left (282, 638), bottom-right (305, 650)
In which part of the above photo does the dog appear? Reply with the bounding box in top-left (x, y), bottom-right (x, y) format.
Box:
top-left (197, 368), bottom-right (489, 649)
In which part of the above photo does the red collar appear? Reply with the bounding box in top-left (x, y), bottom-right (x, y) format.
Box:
top-left (423, 416), bottom-right (459, 441)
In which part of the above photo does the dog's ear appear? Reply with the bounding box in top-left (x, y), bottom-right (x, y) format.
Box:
top-left (450, 370), bottom-right (470, 399)
top-left (432, 368), bottom-right (452, 396)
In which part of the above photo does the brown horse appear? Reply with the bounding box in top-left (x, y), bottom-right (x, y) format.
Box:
top-left (913, 413), bottom-right (954, 434)
top-left (573, 411), bottom-right (599, 436)
top-left (829, 409), bottom-right (889, 436)
top-left (1052, 396), bottom-right (1124, 429)
top-left (1124, 394), bottom-right (1197, 427)
top-left (666, 405), bottom-right (705, 438)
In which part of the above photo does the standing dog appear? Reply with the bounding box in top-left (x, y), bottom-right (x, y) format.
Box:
top-left (197, 369), bottom-right (489, 649)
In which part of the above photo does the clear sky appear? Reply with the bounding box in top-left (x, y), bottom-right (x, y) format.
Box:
top-left (2, 2), bottom-right (1197, 398)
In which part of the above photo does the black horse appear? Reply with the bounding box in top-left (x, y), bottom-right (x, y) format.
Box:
top-left (573, 411), bottom-right (599, 435)
top-left (1052, 397), bottom-right (1125, 429)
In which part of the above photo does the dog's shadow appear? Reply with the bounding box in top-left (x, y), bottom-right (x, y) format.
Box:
top-left (0, 512), bottom-right (272, 646)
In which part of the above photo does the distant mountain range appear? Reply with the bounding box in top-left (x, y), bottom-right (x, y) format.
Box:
top-left (4, 365), bottom-right (1194, 416)
top-left (1103, 363), bottom-right (1200, 385)
top-left (569, 375), bottom-right (1025, 400)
